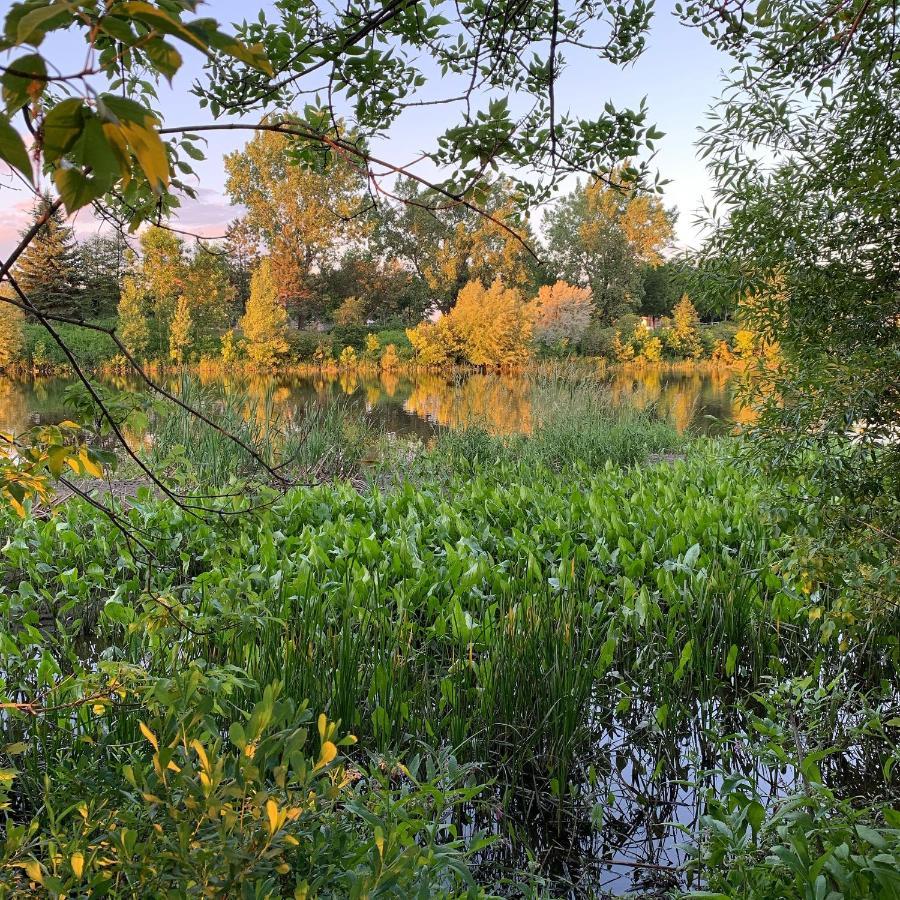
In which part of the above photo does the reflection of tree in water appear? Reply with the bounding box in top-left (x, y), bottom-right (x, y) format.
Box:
top-left (404, 373), bottom-right (533, 434)
top-left (607, 368), bottom-right (741, 433)
top-left (378, 369), bottom-right (400, 398)
top-left (0, 378), bottom-right (31, 435)
top-left (338, 370), bottom-right (360, 396)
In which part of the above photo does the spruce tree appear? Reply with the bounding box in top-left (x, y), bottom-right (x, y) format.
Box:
top-left (15, 194), bottom-right (83, 318)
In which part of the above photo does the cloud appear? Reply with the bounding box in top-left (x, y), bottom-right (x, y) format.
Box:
top-left (0, 182), bottom-right (244, 257)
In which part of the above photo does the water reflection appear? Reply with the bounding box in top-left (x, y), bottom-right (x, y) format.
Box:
top-left (0, 367), bottom-right (747, 439)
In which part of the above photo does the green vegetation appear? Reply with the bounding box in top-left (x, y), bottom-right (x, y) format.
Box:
top-left (1, 411), bottom-right (897, 894)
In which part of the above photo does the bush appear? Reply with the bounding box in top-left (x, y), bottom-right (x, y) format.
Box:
top-left (330, 324), bottom-right (367, 351)
top-left (22, 320), bottom-right (119, 370)
top-left (700, 321), bottom-right (738, 356)
top-left (288, 329), bottom-right (327, 362)
top-left (375, 329), bottom-right (413, 356)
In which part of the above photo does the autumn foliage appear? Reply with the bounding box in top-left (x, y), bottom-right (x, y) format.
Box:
top-left (407, 279), bottom-right (534, 367)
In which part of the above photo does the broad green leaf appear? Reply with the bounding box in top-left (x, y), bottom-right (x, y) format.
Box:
top-left (0, 117), bottom-right (32, 183)
top-left (42, 97), bottom-right (84, 162)
top-left (2, 52), bottom-right (47, 111)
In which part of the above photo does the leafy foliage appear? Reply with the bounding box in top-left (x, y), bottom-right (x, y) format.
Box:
top-left (240, 258), bottom-right (290, 367)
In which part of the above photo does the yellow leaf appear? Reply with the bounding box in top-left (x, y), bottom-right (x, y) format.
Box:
top-left (374, 825), bottom-right (384, 858)
top-left (80, 449), bottom-right (103, 478)
top-left (71, 851), bottom-right (84, 879)
top-left (317, 713), bottom-right (326, 742)
top-left (266, 798), bottom-right (279, 836)
top-left (24, 860), bottom-right (42, 884)
top-left (284, 834), bottom-right (299, 846)
top-left (58, 420), bottom-right (80, 429)
top-left (166, 759), bottom-right (181, 773)
top-left (93, 703), bottom-right (106, 715)
top-left (190, 739), bottom-right (210, 772)
top-left (294, 883), bottom-right (309, 900)
top-left (138, 721), bottom-right (159, 751)
top-left (276, 862), bottom-right (290, 874)
top-left (318, 741), bottom-right (337, 767)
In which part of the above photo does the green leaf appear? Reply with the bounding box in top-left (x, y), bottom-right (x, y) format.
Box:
top-left (53, 168), bottom-right (97, 214)
top-left (2, 52), bottom-right (47, 112)
top-left (16, 4), bottom-right (70, 46)
top-left (725, 643), bottom-right (738, 677)
top-left (0, 117), bottom-right (32, 183)
top-left (42, 97), bottom-right (85, 162)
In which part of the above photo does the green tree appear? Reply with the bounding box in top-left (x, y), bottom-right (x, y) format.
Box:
top-left (138, 228), bottom-right (186, 350)
top-left (117, 276), bottom-right (150, 360)
top-left (78, 234), bottom-right (128, 316)
top-left (543, 174), bottom-right (674, 324)
top-left (15, 195), bottom-right (82, 318)
top-left (169, 295), bottom-right (193, 364)
top-left (240, 259), bottom-right (290, 367)
top-left (681, 0), bottom-right (899, 601)
top-left (182, 247), bottom-right (236, 351)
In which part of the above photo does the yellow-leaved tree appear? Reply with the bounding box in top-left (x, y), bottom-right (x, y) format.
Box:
top-left (665, 294), bottom-right (702, 359)
top-left (407, 279), bottom-right (534, 367)
top-left (531, 281), bottom-right (593, 348)
top-left (240, 259), bottom-right (290, 367)
top-left (169, 295), bottom-right (193, 364)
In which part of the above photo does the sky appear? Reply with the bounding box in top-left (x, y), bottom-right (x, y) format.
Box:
top-left (0, 1), bottom-right (729, 257)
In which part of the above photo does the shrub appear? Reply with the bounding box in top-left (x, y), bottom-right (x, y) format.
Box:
top-left (0, 299), bottom-right (25, 370)
top-left (22, 320), bottom-right (118, 370)
top-left (531, 280), bottom-right (593, 347)
top-left (407, 278), bottom-right (534, 367)
top-left (380, 343), bottom-right (401, 370)
top-left (338, 345), bottom-right (358, 368)
top-left (288, 329), bottom-right (327, 362)
top-left (330, 323), bottom-right (367, 351)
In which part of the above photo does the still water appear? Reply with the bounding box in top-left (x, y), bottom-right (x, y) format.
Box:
top-left (0, 367), bottom-right (748, 438)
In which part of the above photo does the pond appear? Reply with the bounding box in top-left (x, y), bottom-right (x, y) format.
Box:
top-left (0, 366), bottom-right (749, 439)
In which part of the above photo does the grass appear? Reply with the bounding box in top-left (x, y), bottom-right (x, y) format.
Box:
top-left (0, 396), bottom-right (897, 896)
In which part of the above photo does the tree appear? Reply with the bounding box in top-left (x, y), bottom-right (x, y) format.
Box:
top-left (169, 295), bottom-right (193, 364)
top-left (117, 276), bottom-right (150, 360)
top-left (407, 279), bottom-right (534, 367)
top-left (79, 234), bottom-right (128, 316)
top-left (224, 127), bottom-right (368, 324)
top-left (0, 289), bottom-right (25, 370)
top-left (223, 220), bottom-right (259, 314)
top-left (665, 294), bottom-right (702, 359)
top-left (681, 0), bottom-right (899, 601)
top-left (15, 195), bottom-right (82, 318)
top-left (240, 259), bottom-right (290, 367)
top-left (640, 262), bottom-right (682, 318)
top-left (531, 281), bottom-right (593, 347)
top-left (376, 178), bottom-right (540, 314)
top-left (138, 227), bottom-right (186, 349)
top-left (182, 247), bottom-right (236, 351)
top-left (544, 174), bottom-right (674, 324)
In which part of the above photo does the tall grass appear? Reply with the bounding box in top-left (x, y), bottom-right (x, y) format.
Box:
top-left (146, 373), bottom-right (377, 485)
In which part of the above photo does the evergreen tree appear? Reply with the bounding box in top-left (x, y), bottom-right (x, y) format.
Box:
top-left (169, 295), bottom-right (193, 363)
top-left (117, 275), bottom-right (150, 360)
top-left (239, 258), bottom-right (290, 367)
top-left (15, 194), bottom-right (82, 318)
top-left (79, 234), bottom-right (128, 317)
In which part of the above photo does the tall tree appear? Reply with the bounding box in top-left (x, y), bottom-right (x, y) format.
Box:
top-left (375, 178), bottom-right (540, 314)
top-left (543, 174), bottom-right (674, 324)
top-left (240, 258), bottom-right (290, 367)
top-left (78, 233), bottom-right (129, 317)
top-left (15, 195), bottom-right (82, 318)
top-left (138, 227), bottom-right (186, 350)
top-left (681, 0), bottom-right (899, 601)
top-left (223, 220), bottom-right (259, 314)
top-left (224, 126), bottom-right (368, 325)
